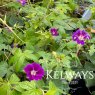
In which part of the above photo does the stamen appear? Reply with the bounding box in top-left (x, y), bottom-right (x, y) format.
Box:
top-left (78, 36), bottom-right (84, 40)
top-left (31, 70), bottom-right (37, 76)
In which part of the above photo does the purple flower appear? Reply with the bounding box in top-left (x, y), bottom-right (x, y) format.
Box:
top-left (24, 62), bottom-right (45, 81)
top-left (72, 29), bottom-right (90, 45)
top-left (17, 0), bottom-right (27, 6)
top-left (50, 28), bottom-right (59, 36)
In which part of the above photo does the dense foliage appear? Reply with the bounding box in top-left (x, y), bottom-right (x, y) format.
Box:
top-left (0, 0), bottom-right (95, 95)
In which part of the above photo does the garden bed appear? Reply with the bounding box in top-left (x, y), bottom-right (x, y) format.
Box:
top-left (0, 0), bottom-right (95, 95)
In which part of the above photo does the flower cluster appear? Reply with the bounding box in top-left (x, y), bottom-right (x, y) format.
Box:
top-left (17, 0), bottom-right (27, 6)
top-left (72, 29), bottom-right (90, 45)
top-left (24, 29), bottom-right (90, 81)
top-left (24, 62), bottom-right (45, 81)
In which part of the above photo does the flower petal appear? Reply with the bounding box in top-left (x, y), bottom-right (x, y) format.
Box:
top-left (24, 64), bottom-right (33, 73)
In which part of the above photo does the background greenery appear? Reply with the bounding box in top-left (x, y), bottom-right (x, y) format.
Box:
top-left (0, 0), bottom-right (95, 95)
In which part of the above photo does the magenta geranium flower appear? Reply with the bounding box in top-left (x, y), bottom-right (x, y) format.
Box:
top-left (50, 28), bottom-right (59, 36)
top-left (72, 29), bottom-right (90, 45)
top-left (24, 62), bottom-right (45, 81)
top-left (17, 0), bottom-right (27, 6)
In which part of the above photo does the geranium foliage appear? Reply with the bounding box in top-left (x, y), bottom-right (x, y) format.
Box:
top-left (0, 0), bottom-right (95, 95)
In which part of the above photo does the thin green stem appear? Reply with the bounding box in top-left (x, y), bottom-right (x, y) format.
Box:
top-left (0, 18), bottom-right (24, 43)
top-left (77, 44), bottom-right (82, 55)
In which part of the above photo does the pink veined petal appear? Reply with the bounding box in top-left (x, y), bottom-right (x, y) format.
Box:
top-left (76, 39), bottom-right (85, 45)
top-left (80, 40), bottom-right (85, 45)
top-left (24, 64), bottom-right (33, 72)
top-left (32, 62), bottom-right (42, 71)
top-left (72, 35), bottom-right (78, 41)
top-left (37, 68), bottom-right (45, 75)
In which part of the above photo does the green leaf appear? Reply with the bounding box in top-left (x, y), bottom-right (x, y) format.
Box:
top-left (62, 55), bottom-right (71, 68)
top-left (15, 81), bottom-right (36, 92)
top-left (7, 2), bottom-right (21, 9)
top-left (36, 80), bottom-right (45, 88)
top-left (67, 41), bottom-right (76, 49)
top-left (9, 48), bottom-right (25, 72)
top-left (10, 90), bottom-right (21, 95)
top-left (45, 90), bottom-right (57, 95)
top-left (14, 55), bottom-right (25, 72)
top-left (0, 84), bottom-right (9, 95)
top-left (24, 50), bottom-right (38, 62)
top-left (0, 77), bottom-right (3, 82)
top-left (22, 89), bottom-right (42, 95)
top-left (0, 44), bottom-right (11, 51)
top-left (46, 81), bottom-right (62, 95)
top-left (9, 74), bottom-right (20, 83)
top-left (0, 61), bottom-right (8, 77)
top-left (89, 44), bottom-right (95, 56)
top-left (43, 0), bottom-right (54, 7)
top-left (86, 53), bottom-right (95, 64)
top-left (84, 62), bottom-right (95, 71)
top-left (86, 78), bottom-right (95, 87)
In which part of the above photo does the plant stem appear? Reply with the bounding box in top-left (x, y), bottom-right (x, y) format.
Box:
top-left (77, 44), bottom-right (82, 56)
top-left (0, 18), bottom-right (24, 43)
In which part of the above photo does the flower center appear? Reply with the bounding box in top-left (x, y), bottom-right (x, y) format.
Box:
top-left (20, 0), bottom-right (25, 3)
top-left (31, 70), bottom-right (37, 76)
top-left (78, 35), bottom-right (84, 40)
top-left (52, 32), bottom-right (56, 35)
